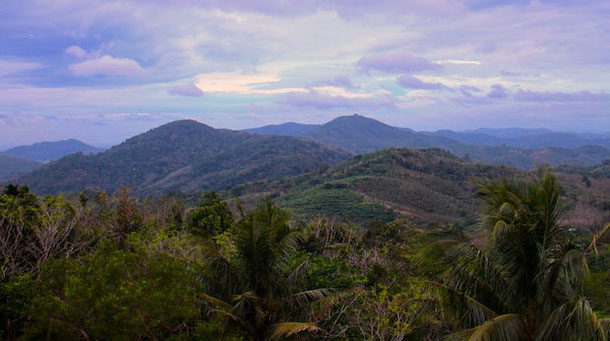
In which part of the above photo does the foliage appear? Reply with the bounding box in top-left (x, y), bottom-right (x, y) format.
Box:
top-left (1, 168), bottom-right (609, 340)
top-left (415, 173), bottom-right (610, 340)
top-left (187, 191), bottom-right (233, 237)
top-left (199, 199), bottom-right (334, 340)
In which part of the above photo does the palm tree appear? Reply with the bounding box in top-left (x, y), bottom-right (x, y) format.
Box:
top-left (199, 199), bottom-right (334, 340)
top-left (418, 173), bottom-right (610, 340)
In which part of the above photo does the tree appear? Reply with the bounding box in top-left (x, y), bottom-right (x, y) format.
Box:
top-left (200, 199), bottom-right (333, 340)
top-left (187, 192), bottom-right (233, 237)
top-left (418, 173), bottom-right (610, 340)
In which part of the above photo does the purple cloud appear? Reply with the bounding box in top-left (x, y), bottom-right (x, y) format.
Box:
top-left (513, 89), bottom-right (610, 102)
top-left (167, 83), bottom-right (204, 97)
top-left (280, 90), bottom-right (395, 110)
top-left (69, 55), bottom-right (143, 77)
top-left (487, 84), bottom-right (509, 98)
top-left (357, 51), bottom-right (441, 73)
top-left (312, 76), bottom-right (355, 88)
top-left (397, 75), bottom-right (450, 90)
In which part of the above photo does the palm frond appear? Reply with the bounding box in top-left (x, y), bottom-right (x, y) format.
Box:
top-left (424, 280), bottom-right (499, 327)
top-left (292, 288), bottom-right (334, 306)
top-left (537, 298), bottom-right (605, 341)
top-left (466, 314), bottom-right (526, 341)
top-left (268, 322), bottom-right (321, 340)
top-left (199, 292), bottom-right (233, 312)
top-left (587, 222), bottom-right (610, 256)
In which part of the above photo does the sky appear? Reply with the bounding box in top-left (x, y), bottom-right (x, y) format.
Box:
top-left (1, 0), bottom-right (609, 148)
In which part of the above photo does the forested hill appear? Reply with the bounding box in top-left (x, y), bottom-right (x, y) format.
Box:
top-left (231, 148), bottom-right (520, 225)
top-left (304, 114), bottom-right (455, 153)
top-left (18, 120), bottom-right (350, 195)
top-left (247, 115), bottom-right (610, 168)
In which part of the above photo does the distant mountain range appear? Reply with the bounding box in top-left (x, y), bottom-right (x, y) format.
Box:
top-left (245, 122), bottom-right (320, 136)
top-left (3, 139), bottom-right (102, 162)
top-left (248, 115), bottom-right (610, 150)
top-left (17, 120), bottom-right (349, 195)
top-left (6, 115), bottom-right (610, 195)
top-left (246, 114), bottom-right (610, 168)
top-left (0, 154), bottom-right (42, 182)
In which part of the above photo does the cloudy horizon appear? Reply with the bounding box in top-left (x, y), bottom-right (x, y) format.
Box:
top-left (1, 0), bottom-right (610, 148)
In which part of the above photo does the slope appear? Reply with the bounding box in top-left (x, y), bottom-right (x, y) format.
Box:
top-left (18, 120), bottom-right (350, 195)
top-left (0, 154), bottom-right (42, 182)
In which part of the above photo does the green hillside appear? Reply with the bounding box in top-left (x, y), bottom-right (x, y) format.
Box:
top-left (241, 148), bottom-right (520, 225)
top-left (18, 120), bottom-right (349, 195)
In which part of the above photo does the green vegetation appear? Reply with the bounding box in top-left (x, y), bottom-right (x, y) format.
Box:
top-left (1, 169), bottom-right (608, 339)
top-left (18, 120), bottom-right (349, 195)
top-left (187, 191), bottom-right (233, 237)
top-left (415, 174), bottom-right (610, 339)
top-left (276, 148), bottom-right (518, 225)
top-left (0, 154), bottom-right (41, 182)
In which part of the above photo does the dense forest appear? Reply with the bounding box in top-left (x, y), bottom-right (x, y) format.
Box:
top-left (1, 170), bottom-right (609, 339)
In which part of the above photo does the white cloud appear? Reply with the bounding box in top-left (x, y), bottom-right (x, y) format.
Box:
top-left (69, 55), bottom-right (143, 77)
top-left (0, 60), bottom-right (42, 77)
top-left (65, 45), bottom-right (88, 59)
top-left (195, 72), bottom-right (307, 94)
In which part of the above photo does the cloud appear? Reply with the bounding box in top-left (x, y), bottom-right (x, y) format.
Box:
top-left (311, 76), bottom-right (355, 88)
top-left (397, 75), bottom-right (450, 90)
top-left (167, 83), bottom-right (204, 97)
top-left (280, 90), bottom-right (395, 109)
top-left (513, 89), bottom-right (610, 102)
top-left (0, 60), bottom-right (42, 77)
top-left (65, 45), bottom-right (88, 59)
top-left (486, 84), bottom-right (509, 98)
top-left (69, 55), bottom-right (143, 77)
top-left (357, 51), bottom-right (441, 73)
top-left (437, 59), bottom-right (481, 65)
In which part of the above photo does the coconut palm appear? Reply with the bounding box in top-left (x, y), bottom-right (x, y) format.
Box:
top-left (418, 173), bottom-right (610, 340)
top-left (199, 199), bottom-right (334, 340)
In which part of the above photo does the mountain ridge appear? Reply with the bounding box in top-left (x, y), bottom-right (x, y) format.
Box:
top-left (17, 120), bottom-right (350, 195)
top-left (4, 138), bottom-right (102, 162)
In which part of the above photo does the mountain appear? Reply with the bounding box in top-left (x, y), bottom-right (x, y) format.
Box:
top-left (0, 154), bottom-right (42, 182)
top-left (248, 115), bottom-right (610, 168)
top-left (446, 145), bottom-right (610, 169)
top-left (245, 122), bottom-right (320, 136)
top-left (432, 129), bottom-right (610, 149)
top-left (462, 127), bottom-right (553, 138)
top-left (424, 130), bottom-right (504, 146)
top-left (17, 120), bottom-right (350, 195)
top-left (4, 139), bottom-right (102, 162)
top-left (303, 114), bottom-right (457, 154)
